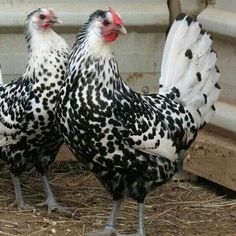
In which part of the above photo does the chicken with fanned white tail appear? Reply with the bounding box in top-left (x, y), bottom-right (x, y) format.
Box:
top-left (56, 8), bottom-right (221, 235)
top-left (0, 8), bottom-right (70, 215)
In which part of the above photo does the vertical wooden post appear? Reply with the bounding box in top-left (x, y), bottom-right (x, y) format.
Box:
top-left (166, 0), bottom-right (182, 35)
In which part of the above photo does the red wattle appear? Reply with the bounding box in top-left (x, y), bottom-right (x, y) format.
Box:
top-left (40, 22), bottom-right (53, 30)
top-left (104, 32), bottom-right (119, 42)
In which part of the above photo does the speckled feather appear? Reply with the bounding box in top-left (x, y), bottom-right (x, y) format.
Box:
top-left (57, 11), bottom-right (220, 203)
top-left (0, 9), bottom-right (69, 176)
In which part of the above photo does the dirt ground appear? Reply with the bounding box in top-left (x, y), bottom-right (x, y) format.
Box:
top-left (0, 131), bottom-right (236, 236)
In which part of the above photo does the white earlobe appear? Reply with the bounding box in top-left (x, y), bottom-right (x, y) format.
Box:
top-left (94, 21), bottom-right (102, 28)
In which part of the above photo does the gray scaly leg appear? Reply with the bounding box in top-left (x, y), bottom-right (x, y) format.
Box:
top-left (36, 173), bottom-right (71, 216)
top-left (117, 203), bottom-right (146, 236)
top-left (85, 199), bottom-right (123, 236)
top-left (137, 203), bottom-right (145, 236)
top-left (9, 173), bottom-right (35, 210)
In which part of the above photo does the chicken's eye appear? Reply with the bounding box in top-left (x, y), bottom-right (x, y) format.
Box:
top-left (103, 19), bottom-right (110, 26)
top-left (39, 14), bottom-right (46, 20)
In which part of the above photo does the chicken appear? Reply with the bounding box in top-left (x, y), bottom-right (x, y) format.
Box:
top-left (56, 8), bottom-right (221, 235)
top-left (0, 8), bottom-right (70, 215)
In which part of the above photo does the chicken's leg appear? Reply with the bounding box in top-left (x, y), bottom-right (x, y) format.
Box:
top-left (137, 203), bottom-right (145, 236)
top-left (85, 199), bottom-right (123, 236)
top-left (9, 173), bottom-right (35, 210)
top-left (36, 173), bottom-right (71, 216)
top-left (117, 203), bottom-right (145, 236)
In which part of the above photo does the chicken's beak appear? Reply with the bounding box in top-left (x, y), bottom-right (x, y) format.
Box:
top-left (117, 24), bottom-right (127, 34)
top-left (49, 15), bottom-right (63, 24)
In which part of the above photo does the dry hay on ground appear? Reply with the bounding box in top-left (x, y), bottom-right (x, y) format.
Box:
top-left (0, 161), bottom-right (235, 236)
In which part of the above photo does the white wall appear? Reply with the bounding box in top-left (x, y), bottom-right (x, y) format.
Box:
top-left (0, 0), bottom-right (235, 115)
top-left (0, 0), bottom-right (169, 96)
top-left (216, 0), bottom-right (236, 12)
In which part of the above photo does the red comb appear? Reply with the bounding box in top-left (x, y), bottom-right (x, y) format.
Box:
top-left (109, 7), bottom-right (123, 25)
top-left (47, 8), bottom-right (55, 15)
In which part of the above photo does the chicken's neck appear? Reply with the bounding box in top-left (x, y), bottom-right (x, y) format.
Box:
top-left (76, 23), bottom-right (114, 59)
top-left (24, 28), bottom-right (68, 85)
top-left (71, 27), bottom-right (121, 91)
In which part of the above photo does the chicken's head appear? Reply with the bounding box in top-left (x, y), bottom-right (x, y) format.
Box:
top-left (26, 8), bottom-right (61, 31)
top-left (90, 7), bottom-right (127, 43)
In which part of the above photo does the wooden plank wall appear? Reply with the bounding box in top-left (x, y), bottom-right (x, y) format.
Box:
top-left (184, 125), bottom-right (236, 191)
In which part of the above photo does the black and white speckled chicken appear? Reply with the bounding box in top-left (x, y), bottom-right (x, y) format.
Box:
top-left (56, 8), bottom-right (221, 235)
top-left (0, 8), bottom-right (69, 214)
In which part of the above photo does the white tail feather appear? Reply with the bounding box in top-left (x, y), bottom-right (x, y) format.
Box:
top-left (159, 13), bottom-right (221, 128)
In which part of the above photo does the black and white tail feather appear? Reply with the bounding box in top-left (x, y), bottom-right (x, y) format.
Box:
top-left (159, 13), bottom-right (221, 129)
